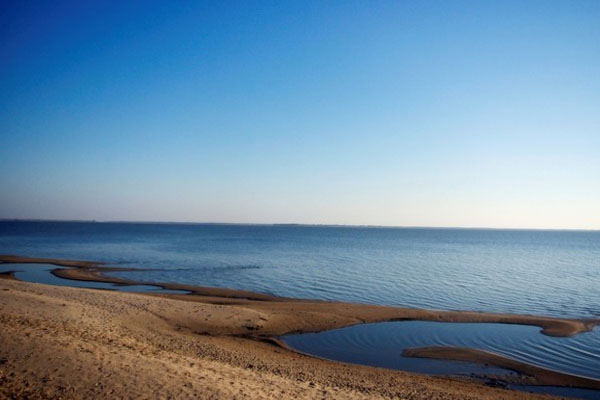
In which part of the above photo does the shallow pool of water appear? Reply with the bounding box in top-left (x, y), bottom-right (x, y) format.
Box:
top-left (0, 263), bottom-right (189, 294)
top-left (282, 321), bottom-right (600, 399)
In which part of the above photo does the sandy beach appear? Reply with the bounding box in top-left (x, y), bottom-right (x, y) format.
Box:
top-left (0, 277), bottom-right (562, 400)
top-left (1, 256), bottom-right (599, 399)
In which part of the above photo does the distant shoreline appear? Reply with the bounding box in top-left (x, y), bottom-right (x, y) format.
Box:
top-left (1, 219), bottom-right (599, 231)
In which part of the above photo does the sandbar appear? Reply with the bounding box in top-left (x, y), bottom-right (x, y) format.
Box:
top-left (403, 347), bottom-right (600, 390)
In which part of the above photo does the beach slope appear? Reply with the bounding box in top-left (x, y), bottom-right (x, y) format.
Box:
top-left (0, 278), bottom-right (564, 400)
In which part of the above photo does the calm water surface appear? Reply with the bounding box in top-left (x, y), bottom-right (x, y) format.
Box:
top-left (282, 321), bottom-right (600, 379)
top-left (1, 221), bottom-right (598, 318)
top-left (283, 321), bottom-right (600, 400)
top-left (0, 263), bottom-right (189, 294)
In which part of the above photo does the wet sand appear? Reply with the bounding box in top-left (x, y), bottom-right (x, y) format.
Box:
top-left (403, 347), bottom-right (600, 390)
top-left (1, 254), bottom-right (599, 398)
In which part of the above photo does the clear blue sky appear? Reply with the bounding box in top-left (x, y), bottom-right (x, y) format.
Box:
top-left (1, 1), bottom-right (599, 229)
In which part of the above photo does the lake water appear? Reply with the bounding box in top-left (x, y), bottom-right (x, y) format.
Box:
top-left (1, 221), bottom-right (598, 318)
top-left (1, 221), bottom-right (599, 396)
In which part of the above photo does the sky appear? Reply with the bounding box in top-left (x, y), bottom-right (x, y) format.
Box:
top-left (1, 1), bottom-right (599, 229)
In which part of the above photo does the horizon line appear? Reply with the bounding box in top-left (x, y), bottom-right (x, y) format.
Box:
top-left (1, 218), bottom-right (598, 232)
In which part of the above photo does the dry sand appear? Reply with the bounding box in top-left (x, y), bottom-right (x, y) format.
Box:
top-left (1, 255), bottom-right (599, 399)
top-left (0, 278), bottom-right (563, 400)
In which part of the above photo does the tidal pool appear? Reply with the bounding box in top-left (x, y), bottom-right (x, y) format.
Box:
top-left (0, 263), bottom-right (189, 294)
top-left (282, 321), bottom-right (600, 399)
